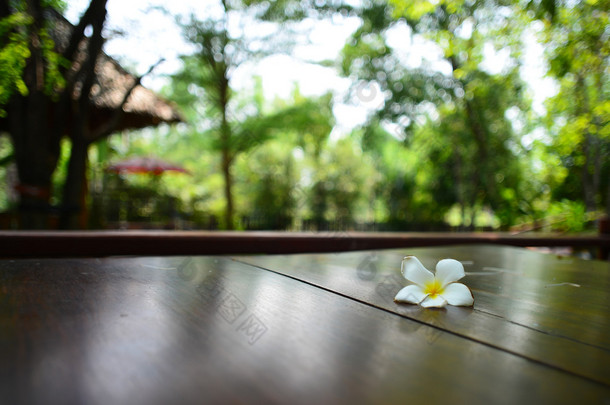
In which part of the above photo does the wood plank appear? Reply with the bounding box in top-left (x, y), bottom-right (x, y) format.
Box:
top-left (1, 255), bottom-right (608, 404)
top-left (1, 230), bottom-right (609, 257)
top-left (235, 245), bottom-right (610, 386)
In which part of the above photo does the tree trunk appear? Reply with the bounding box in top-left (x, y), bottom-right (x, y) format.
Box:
top-left (219, 69), bottom-right (234, 230)
top-left (59, 138), bottom-right (89, 229)
top-left (580, 126), bottom-right (597, 211)
top-left (7, 1), bottom-right (62, 229)
top-left (606, 177), bottom-right (610, 217)
top-left (58, 0), bottom-right (106, 229)
top-left (592, 136), bottom-right (601, 207)
top-left (576, 74), bottom-right (598, 212)
top-left (8, 94), bottom-right (57, 228)
top-left (449, 55), bottom-right (488, 230)
top-left (452, 135), bottom-right (467, 230)
top-left (221, 148), bottom-right (234, 230)
top-left (3, 0), bottom-right (110, 229)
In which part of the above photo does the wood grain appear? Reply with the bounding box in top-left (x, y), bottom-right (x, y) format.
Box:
top-left (1, 254), bottom-right (608, 404)
top-left (236, 245), bottom-right (610, 386)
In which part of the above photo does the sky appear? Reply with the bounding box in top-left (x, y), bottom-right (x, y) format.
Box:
top-left (65, 0), bottom-right (370, 134)
top-left (65, 0), bottom-right (357, 93)
top-left (65, 0), bottom-right (557, 139)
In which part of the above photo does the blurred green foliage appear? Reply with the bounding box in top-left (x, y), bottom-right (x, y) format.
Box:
top-left (0, 0), bottom-right (607, 232)
top-left (0, 0), bottom-right (67, 116)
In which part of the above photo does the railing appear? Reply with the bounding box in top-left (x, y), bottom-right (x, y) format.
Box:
top-left (1, 230), bottom-right (609, 259)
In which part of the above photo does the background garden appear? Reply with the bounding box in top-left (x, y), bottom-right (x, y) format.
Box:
top-left (0, 0), bottom-right (607, 233)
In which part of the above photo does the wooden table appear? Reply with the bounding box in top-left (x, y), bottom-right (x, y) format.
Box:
top-left (1, 244), bottom-right (609, 404)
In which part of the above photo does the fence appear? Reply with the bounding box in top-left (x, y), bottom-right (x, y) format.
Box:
top-left (1, 229), bottom-right (609, 259)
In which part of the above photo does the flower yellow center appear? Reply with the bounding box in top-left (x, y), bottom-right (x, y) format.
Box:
top-left (425, 279), bottom-right (443, 298)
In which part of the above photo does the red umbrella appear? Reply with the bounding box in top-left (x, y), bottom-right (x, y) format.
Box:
top-left (106, 156), bottom-right (190, 175)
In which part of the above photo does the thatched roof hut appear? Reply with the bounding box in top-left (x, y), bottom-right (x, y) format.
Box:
top-left (50, 10), bottom-right (183, 132)
top-left (0, 10), bottom-right (182, 135)
top-left (81, 55), bottom-right (183, 132)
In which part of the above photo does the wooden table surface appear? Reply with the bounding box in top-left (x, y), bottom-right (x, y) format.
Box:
top-left (1, 244), bottom-right (609, 404)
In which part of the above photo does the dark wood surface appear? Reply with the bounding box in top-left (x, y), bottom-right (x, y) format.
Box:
top-left (237, 245), bottom-right (610, 386)
top-left (1, 230), bottom-right (610, 257)
top-left (1, 245), bottom-right (609, 404)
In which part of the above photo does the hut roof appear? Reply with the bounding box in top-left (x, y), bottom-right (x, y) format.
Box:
top-left (51, 10), bottom-right (183, 131)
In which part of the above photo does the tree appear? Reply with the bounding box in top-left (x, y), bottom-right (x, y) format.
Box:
top-left (172, 7), bottom-right (264, 229)
top-left (171, 3), bottom-right (335, 229)
top-left (0, 0), bottom-right (175, 229)
top-left (340, 0), bottom-right (529, 228)
top-left (0, 0), bottom-right (109, 228)
top-left (540, 0), bottom-right (609, 214)
top-left (315, 136), bottom-right (376, 228)
top-left (105, 80), bottom-right (335, 231)
top-left (237, 139), bottom-right (298, 229)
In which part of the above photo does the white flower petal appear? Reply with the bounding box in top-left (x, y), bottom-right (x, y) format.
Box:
top-left (435, 259), bottom-right (465, 288)
top-left (394, 285), bottom-right (428, 304)
top-left (420, 295), bottom-right (447, 308)
top-left (401, 256), bottom-right (434, 287)
top-left (441, 283), bottom-right (474, 306)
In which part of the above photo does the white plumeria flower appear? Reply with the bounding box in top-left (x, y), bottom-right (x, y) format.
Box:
top-left (394, 256), bottom-right (474, 308)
